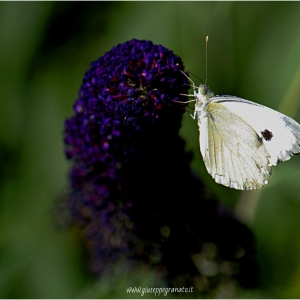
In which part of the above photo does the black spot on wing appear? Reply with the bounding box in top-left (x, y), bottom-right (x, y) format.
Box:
top-left (261, 129), bottom-right (273, 141)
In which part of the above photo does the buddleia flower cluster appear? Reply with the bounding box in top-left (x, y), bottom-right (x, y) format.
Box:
top-left (63, 39), bottom-right (259, 297)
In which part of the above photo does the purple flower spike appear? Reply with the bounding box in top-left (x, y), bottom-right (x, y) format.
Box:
top-left (63, 39), bottom-right (258, 297)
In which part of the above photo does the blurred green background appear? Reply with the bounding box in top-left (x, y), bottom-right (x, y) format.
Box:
top-left (1, 1), bottom-right (300, 298)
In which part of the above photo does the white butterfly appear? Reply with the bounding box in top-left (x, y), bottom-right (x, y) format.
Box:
top-left (181, 40), bottom-right (300, 190)
top-left (189, 82), bottom-right (300, 190)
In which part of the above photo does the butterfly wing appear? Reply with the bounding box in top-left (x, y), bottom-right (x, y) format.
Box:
top-left (199, 102), bottom-right (272, 190)
top-left (211, 96), bottom-right (300, 166)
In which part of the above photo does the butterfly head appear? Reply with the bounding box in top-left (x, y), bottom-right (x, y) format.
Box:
top-left (196, 84), bottom-right (214, 105)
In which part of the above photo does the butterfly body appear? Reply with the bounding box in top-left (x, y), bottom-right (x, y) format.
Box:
top-left (192, 83), bottom-right (300, 190)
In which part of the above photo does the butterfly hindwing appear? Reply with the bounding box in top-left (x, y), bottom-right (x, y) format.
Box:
top-left (199, 102), bottom-right (272, 190)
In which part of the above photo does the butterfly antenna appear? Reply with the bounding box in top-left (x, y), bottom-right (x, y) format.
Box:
top-left (205, 36), bottom-right (209, 86)
top-left (184, 68), bottom-right (204, 84)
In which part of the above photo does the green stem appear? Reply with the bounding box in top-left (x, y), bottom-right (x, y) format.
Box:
top-left (279, 66), bottom-right (300, 118)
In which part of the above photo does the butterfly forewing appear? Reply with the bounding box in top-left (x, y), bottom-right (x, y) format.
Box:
top-left (211, 97), bottom-right (300, 165)
top-left (199, 102), bottom-right (272, 190)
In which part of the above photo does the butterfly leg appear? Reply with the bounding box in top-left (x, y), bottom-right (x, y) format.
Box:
top-left (180, 93), bottom-right (197, 97)
top-left (180, 71), bottom-right (197, 96)
top-left (174, 98), bottom-right (196, 104)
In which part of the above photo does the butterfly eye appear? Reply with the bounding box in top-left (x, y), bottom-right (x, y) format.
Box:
top-left (199, 86), bottom-right (206, 95)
